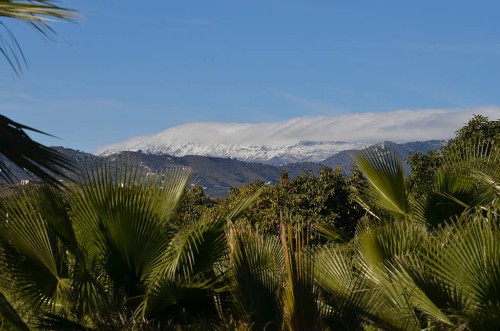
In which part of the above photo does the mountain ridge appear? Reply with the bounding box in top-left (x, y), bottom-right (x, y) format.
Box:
top-left (100, 140), bottom-right (365, 164)
top-left (97, 109), bottom-right (497, 162)
top-left (3, 140), bottom-right (444, 197)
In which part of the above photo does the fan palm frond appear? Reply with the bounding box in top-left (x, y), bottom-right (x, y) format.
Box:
top-left (0, 290), bottom-right (30, 331)
top-left (281, 224), bottom-right (321, 331)
top-left (414, 139), bottom-right (500, 227)
top-left (35, 312), bottom-right (91, 331)
top-left (137, 186), bottom-right (261, 324)
top-left (0, 115), bottom-right (75, 186)
top-left (413, 170), bottom-right (479, 228)
top-left (72, 162), bottom-right (190, 293)
top-left (354, 219), bottom-right (426, 275)
top-left (152, 189), bottom-right (261, 281)
top-left (423, 211), bottom-right (500, 328)
top-left (138, 276), bottom-right (220, 326)
top-left (226, 227), bottom-right (284, 330)
top-left (32, 184), bottom-right (79, 253)
top-left (352, 146), bottom-right (410, 219)
top-left (0, 190), bottom-right (72, 313)
top-left (351, 220), bottom-right (453, 329)
top-left (0, 0), bottom-right (76, 75)
top-left (315, 243), bottom-right (385, 330)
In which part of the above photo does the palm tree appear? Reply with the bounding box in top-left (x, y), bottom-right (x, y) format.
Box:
top-left (0, 161), bottom-right (377, 330)
top-left (314, 206), bottom-right (500, 330)
top-left (0, 162), bottom-right (261, 329)
top-left (0, 1), bottom-right (76, 185)
top-left (351, 139), bottom-right (500, 229)
top-left (333, 133), bottom-right (500, 329)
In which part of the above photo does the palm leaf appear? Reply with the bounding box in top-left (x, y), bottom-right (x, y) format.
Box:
top-left (281, 224), bottom-right (321, 331)
top-left (0, 114), bottom-right (75, 186)
top-left (137, 277), bottom-right (220, 327)
top-left (32, 184), bottom-right (79, 254)
top-left (314, 244), bottom-right (385, 330)
top-left (413, 170), bottom-right (479, 228)
top-left (0, 290), bottom-right (30, 331)
top-left (156, 189), bottom-right (260, 281)
top-left (423, 212), bottom-right (500, 328)
top-left (316, 221), bottom-right (351, 244)
top-left (71, 162), bottom-right (190, 294)
top-left (352, 220), bottom-right (445, 330)
top-left (383, 261), bottom-right (454, 328)
top-left (0, 0), bottom-right (76, 75)
top-left (0, 190), bottom-right (71, 312)
top-left (352, 146), bottom-right (410, 219)
top-left (0, 0), bottom-right (76, 185)
top-left (414, 139), bottom-right (500, 227)
top-left (354, 219), bottom-right (426, 276)
top-left (401, 255), bottom-right (471, 328)
top-left (138, 190), bottom-right (260, 326)
top-left (35, 312), bottom-right (91, 331)
top-left (226, 227), bottom-right (284, 330)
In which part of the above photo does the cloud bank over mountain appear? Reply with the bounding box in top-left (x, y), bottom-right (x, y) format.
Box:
top-left (99, 107), bottom-right (500, 148)
top-left (97, 107), bottom-right (500, 163)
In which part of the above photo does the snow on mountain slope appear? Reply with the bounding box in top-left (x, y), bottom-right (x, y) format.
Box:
top-left (104, 140), bottom-right (363, 164)
top-left (97, 107), bottom-right (500, 163)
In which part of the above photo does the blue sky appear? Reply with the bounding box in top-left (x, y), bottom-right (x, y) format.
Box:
top-left (1, 1), bottom-right (500, 153)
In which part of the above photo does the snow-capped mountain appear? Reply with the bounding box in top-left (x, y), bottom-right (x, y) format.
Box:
top-left (96, 115), bottom-right (372, 163)
top-left (101, 140), bottom-right (364, 164)
top-left (97, 108), bottom-right (500, 163)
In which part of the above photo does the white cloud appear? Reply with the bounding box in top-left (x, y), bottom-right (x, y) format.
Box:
top-left (97, 106), bottom-right (500, 153)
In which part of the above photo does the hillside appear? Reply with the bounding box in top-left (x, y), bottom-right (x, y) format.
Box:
top-left (2, 140), bottom-right (444, 197)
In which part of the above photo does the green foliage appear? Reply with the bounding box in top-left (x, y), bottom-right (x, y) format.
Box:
top-left (446, 114), bottom-right (500, 148)
top-left (176, 184), bottom-right (217, 223)
top-left (355, 116), bottom-right (500, 231)
top-left (407, 150), bottom-right (441, 195)
top-left (218, 167), bottom-right (365, 237)
top-left (226, 227), bottom-right (284, 330)
top-left (408, 114), bottom-right (500, 195)
top-left (353, 147), bottom-right (410, 220)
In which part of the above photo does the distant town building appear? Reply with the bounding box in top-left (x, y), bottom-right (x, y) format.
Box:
top-left (20, 180), bottom-right (30, 185)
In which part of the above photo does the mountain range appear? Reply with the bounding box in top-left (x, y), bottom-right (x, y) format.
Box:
top-left (102, 140), bottom-right (365, 165)
top-left (97, 112), bottom-right (468, 163)
top-left (4, 140), bottom-right (444, 197)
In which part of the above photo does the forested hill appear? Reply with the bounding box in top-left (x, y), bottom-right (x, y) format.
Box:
top-left (2, 140), bottom-right (443, 197)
